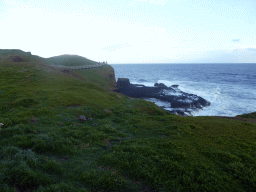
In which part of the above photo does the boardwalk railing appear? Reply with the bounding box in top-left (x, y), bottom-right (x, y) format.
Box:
top-left (52, 63), bottom-right (107, 70)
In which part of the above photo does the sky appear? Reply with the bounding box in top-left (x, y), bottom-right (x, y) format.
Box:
top-left (0, 0), bottom-right (256, 64)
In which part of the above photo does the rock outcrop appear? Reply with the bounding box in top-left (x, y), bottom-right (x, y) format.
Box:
top-left (116, 78), bottom-right (211, 116)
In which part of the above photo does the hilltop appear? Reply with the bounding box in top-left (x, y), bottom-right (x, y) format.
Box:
top-left (0, 49), bottom-right (256, 192)
top-left (45, 54), bottom-right (99, 66)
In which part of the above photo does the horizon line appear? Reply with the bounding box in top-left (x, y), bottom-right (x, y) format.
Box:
top-left (110, 62), bottom-right (256, 64)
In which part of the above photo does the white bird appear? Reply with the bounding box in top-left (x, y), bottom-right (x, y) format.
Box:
top-left (0, 123), bottom-right (4, 132)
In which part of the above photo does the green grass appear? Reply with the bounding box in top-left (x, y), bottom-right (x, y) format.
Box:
top-left (1, 51), bottom-right (256, 191)
top-left (75, 65), bottom-right (116, 89)
top-left (45, 54), bottom-right (99, 66)
top-left (238, 112), bottom-right (256, 120)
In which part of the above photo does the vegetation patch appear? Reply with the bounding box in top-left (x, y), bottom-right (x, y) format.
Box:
top-left (238, 112), bottom-right (256, 120)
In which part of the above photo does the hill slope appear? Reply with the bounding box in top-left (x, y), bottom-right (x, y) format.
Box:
top-left (45, 54), bottom-right (99, 66)
top-left (0, 50), bottom-right (256, 192)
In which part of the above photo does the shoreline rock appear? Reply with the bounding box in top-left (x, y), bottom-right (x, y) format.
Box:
top-left (116, 78), bottom-right (211, 116)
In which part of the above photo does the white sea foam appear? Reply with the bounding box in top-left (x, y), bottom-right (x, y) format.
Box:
top-left (156, 79), bottom-right (230, 116)
top-left (162, 89), bottom-right (183, 96)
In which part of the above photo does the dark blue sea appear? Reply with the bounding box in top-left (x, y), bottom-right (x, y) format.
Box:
top-left (111, 64), bottom-right (256, 117)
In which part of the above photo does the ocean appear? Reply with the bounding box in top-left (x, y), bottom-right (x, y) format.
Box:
top-left (111, 64), bottom-right (256, 117)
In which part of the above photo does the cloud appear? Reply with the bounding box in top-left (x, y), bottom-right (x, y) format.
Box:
top-left (247, 48), bottom-right (256, 52)
top-left (232, 39), bottom-right (241, 42)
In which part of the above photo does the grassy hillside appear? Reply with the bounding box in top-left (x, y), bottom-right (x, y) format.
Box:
top-left (75, 65), bottom-right (116, 90)
top-left (0, 49), bottom-right (44, 63)
top-left (0, 51), bottom-right (256, 191)
top-left (45, 54), bottom-right (99, 66)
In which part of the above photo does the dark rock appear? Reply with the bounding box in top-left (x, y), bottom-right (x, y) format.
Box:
top-left (117, 78), bottom-right (130, 88)
top-left (116, 78), bottom-right (211, 116)
top-left (154, 83), bottom-right (168, 88)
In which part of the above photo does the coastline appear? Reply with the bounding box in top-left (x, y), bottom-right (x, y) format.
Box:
top-left (111, 63), bottom-right (256, 117)
top-left (116, 77), bottom-right (211, 117)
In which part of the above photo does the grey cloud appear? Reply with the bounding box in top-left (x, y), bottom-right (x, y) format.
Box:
top-left (232, 39), bottom-right (240, 42)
